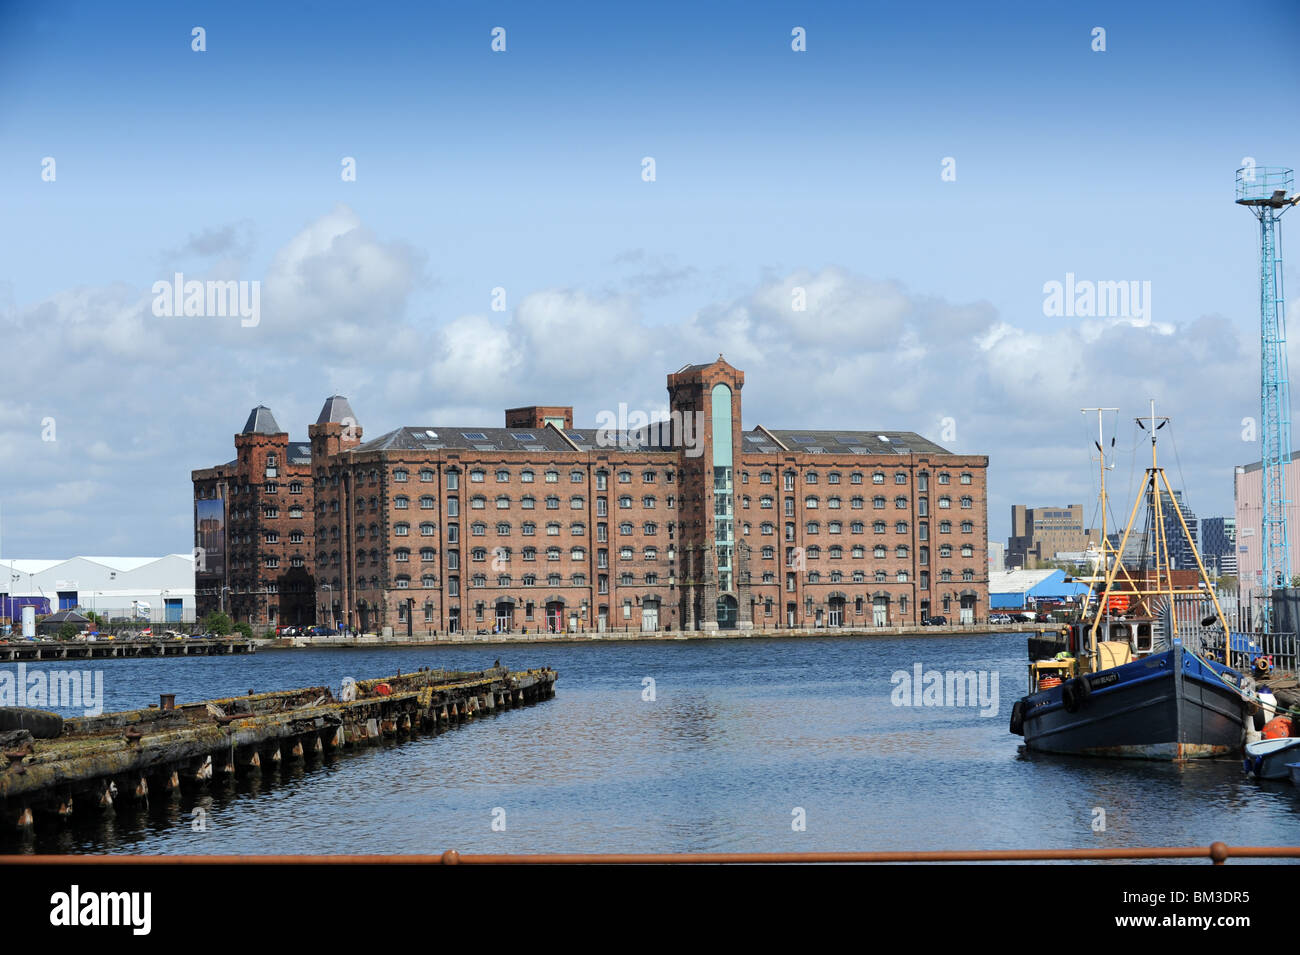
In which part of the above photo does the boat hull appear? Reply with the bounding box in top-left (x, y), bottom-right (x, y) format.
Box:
top-left (1018, 644), bottom-right (1247, 761)
top-left (1243, 737), bottom-right (1300, 780)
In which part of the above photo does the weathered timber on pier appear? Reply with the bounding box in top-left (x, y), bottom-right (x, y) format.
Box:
top-left (0, 638), bottom-right (256, 661)
top-left (0, 664), bottom-right (556, 826)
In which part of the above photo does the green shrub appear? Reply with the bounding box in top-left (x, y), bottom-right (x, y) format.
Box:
top-left (201, 611), bottom-right (234, 635)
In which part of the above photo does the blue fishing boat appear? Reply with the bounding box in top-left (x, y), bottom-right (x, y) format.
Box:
top-left (1010, 404), bottom-right (1253, 761)
top-left (1011, 640), bottom-right (1249, 759)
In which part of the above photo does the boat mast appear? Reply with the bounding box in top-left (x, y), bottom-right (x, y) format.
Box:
top-left (1081, 407), bottom-right (1118, 664)
top-left (1088, 401), bottom-right (1233, 651)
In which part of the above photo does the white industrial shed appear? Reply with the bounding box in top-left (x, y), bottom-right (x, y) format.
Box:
top-left (0, 555), bottom-right (196, 623)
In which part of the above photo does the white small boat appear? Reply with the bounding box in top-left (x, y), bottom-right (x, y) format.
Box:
top-left (1244, 737), bottom-right (1300, 780)
top-left (1287, 762), bottom-right (1300, 787)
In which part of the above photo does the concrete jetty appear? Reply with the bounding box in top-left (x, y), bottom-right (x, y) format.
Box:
top-left (0, 638), bottom-right (256, 661)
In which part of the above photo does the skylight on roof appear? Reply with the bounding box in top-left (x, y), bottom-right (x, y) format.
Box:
top-left (511, 432), bottom-right (535, 440)
top-left (567, 432), bottom-right (584, 441)
top-left (793, 436), bottom-right (817, 444)
top-left (462, 432), bottom-right (487, 441)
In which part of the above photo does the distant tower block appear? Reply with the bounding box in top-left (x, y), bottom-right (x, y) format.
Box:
top-left (1236, 165), bottom-right (1300, 603)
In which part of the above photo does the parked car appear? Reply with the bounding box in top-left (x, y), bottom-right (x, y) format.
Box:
top-left (922, 615), bottom-right (948, 626)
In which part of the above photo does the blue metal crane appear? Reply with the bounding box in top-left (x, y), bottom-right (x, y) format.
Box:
top-left (1236, 165), bottom-right (1299, 626)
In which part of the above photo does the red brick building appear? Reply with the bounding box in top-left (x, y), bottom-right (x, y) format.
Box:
top-left (192, 406), bottom-right (317, 629)
top-left (194, 358), bottom-right (989, 633)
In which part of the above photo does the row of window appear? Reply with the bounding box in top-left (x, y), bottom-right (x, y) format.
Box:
top-left (753, 470), bottom-right (974, 488)
top-left (754, 520), bottom-right (975, 535)
top-left (336, 467), bottom-right (680, 488)
top-left (349, 518), bottom-right (973, 540)
top-left (263, 532), bottom-right (305, 544)
top-left (229, 505), bottom-right (305, 521)
top-left (749, 494), bottom-right (974, 510)
top-left (312, 466), bottom-right (975, 490)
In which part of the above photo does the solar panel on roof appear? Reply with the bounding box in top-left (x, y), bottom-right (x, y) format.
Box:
top-left (793, 436), bottom-right (816, 444)
top-left (462, 432), bottom-right (487, 441)
top-left (567, 432), bottom-right (583, 441)
top-left (511, 432), bottom-right (535, 440)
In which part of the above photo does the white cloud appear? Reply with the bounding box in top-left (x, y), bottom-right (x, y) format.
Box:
top-left (0, 213), bottom-right (1264, 556)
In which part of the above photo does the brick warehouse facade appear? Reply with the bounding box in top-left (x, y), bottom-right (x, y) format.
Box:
top-left (193, 358), bottom-right (990, 633)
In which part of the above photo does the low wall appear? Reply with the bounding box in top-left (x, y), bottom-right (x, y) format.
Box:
top-left (269, 622), bottom-right (1049, 649)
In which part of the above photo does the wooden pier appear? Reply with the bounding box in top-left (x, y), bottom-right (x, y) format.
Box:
top-left (0, 664), bottom-right (557, 829)
top-left (0, 638), bottom-right (256, 661)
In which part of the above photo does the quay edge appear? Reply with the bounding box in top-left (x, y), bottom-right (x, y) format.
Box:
top-left (262, 623), bottom-right (1053, 648)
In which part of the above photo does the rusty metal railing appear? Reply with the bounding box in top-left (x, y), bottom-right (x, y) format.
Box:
top-left (3, 843), bottom-right (1298, 864)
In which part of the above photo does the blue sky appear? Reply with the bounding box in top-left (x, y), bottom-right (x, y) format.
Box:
top-left (1, 0), bottom-right (1298, 556)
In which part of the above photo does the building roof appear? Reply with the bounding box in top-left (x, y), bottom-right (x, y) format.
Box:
top-left (40, 610), bottom-right (91, 625)
top-left (989, 569), bottom-right (1059, 594)
top-left (316, 395), bottom-right (357, 426)
top-left (744, 428), bottom-right (951, 456)
top-left (241, 405), bottom-right (283, 435)
top-left (287, 441), bottom-right (311, 465)
top-left (989, 568), bottom-right (1089, 598)
top-left (564, 428), bottom-right (675, 453)
top-left (0, 555), bottom-right (195, 575)
top-left (1237, 450), bottom-right (1300, 474)
top-left (347, 423), bottom-right (951, 458)
top-left (352, 426), bottom-right (580, 454)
